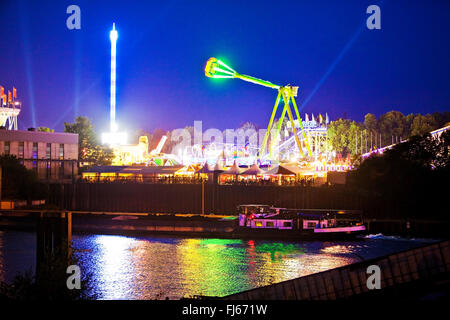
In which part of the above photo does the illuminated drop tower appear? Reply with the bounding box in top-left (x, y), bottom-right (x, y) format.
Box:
top-left (110, 23), bottom-right (118, 132)
top-left (102, 23), bottom-right (127, 145)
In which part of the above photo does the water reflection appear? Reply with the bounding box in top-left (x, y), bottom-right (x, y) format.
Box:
top-left (0, 232), bottom-right (433, 299)
top-left (91, 235), bottom-right (139, 299)
top-left (73, 236), bottom-right (361, 299)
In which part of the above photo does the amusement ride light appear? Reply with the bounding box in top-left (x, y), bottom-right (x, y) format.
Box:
top-left (204, 57), bottom-right (312, 159)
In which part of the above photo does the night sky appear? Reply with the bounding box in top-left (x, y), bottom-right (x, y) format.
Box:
top-left (0, 0), bottom-right (449, 135)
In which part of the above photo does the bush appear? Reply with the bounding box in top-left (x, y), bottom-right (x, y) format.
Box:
top-left (0, 155), bottom-right (48, 200)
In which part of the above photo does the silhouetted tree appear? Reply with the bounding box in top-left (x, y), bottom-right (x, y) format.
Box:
top-left (410, 114), bottom-right (437, 136)
top-left (64, 116), bottom-right (114, 166)
top-left (0, 155), bottom-right (48, 200)
top-left (347, 131), bottom-right (450, 219)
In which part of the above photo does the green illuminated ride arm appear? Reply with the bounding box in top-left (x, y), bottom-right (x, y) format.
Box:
top-left (234, 74), bottom-right (281, 90)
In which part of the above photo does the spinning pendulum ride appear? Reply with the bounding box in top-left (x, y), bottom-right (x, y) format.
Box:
top-left (204, 57), bottom-right (312, 160)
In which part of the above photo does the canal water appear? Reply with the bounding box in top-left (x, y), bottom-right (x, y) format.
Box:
top-left (0, 231), bottom-right (437, 299)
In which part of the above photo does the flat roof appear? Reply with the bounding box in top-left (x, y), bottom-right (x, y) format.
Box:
top-left (84, 165), bottom-right (185, 175)
top-left (0, 129), bottom-right (78, 144)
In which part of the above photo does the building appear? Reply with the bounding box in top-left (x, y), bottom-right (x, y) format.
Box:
top-left (81, 165), bottom-right (187, 182)
top-left (0, 129), bottom-right (78, 182)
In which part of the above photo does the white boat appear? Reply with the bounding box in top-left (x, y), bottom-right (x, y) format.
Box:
top-left (237, 205), bottom-right (366, 238)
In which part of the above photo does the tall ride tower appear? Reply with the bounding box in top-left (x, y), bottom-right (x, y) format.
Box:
top-left (110, 23), bottom-right (118, 132)
top-left (102, 23), bottom-right (126, 145)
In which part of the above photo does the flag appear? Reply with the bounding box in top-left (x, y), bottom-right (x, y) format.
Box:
top-left (2, 95), bottom-right (6, 106)
top-left (326, 113), bottom-right (329, 124)
top-left (0, 86), bottom-right (4, 97)
top-left (319, 114), bottom-right (323, 123)
top-left (13, 87), bottom-right (17, 99)
top-left (8, 91), bottom-right (12, 103)
top-left (305, 114), bottom-right (309, 122)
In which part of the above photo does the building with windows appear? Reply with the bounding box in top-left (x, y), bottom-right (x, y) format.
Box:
top-left (0, 129), bottom-right (78, 182)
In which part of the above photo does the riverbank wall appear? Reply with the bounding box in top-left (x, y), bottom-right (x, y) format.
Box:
top-left (1, 210), bottom-right (448, 239)
top-left (43, 182), bottom-right (449, 238)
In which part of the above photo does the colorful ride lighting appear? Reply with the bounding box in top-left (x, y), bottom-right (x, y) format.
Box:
top-left (204, 56), bottom-right (310, 159)
top-left (102, 131), bottom-right (127, 146)
top-left (110, 23), bottom-right (118, 42)
top-left (204, 57), bottom-right (280, 89)
top-left (110, 23), bottom-right (118, 132)
top-left (204, 57), bottom-right (236, 78)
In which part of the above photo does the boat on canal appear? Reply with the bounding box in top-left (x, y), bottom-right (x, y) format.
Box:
top-left (236, 204), bottom-right (366, 239)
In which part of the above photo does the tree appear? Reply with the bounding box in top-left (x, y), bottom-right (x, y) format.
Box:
top-left (410, 114), bottom-right (437, 136)
top-left (364, 113), bottom-right (378, 132)
top-left (434, 130), bottom-right (450, 170)
top-left (347, 132), bottom-right (449, 219)
top-left (239, 121), bottom-right (259, 131)
top-left (405, 113), bottom-right (415, 136)
top-left (0, 155), bottom-right (47, 200)
top-left (37, 127), bottom-right (54, 133)
top-left (64, 117), bottom-right (114, 166)
top-left (327, 119), bottom-right (362, 156)
top-left (378, 111), bottom-right (407, 145)
top-left (432, 111), bottom-right (450, 128)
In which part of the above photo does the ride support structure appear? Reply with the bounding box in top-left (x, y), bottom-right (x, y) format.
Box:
top-left (204, 57), bottom-right (312, 160)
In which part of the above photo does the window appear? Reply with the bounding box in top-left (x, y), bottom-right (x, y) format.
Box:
top-left (4, 141), bottom-right (10, 155)
top-left (18, 142), bottom-right (24, 158)
top-left (46, 160), bottom-right (51, 178)
top-left (32, 142), bottom-right (38, 159)
top-left (59, 161), bottom-right (64, 178)
top-left (46, 143), bottom-right (51, 159)
top-left (255, 221), bottom-right (263, 227)
top-left (59, 144), bottom-right (64, 160)
top-left (283, 221), bottom-right (292, 227)
top-left (304, 220), bottom-right (319, 229)
top-left (266, 221), bottom-right (274, 227)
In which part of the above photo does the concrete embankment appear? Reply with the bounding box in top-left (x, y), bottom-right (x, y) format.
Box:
top-left (0, 211), bottom-right (237, 238)
top-left (0, 209), bottom-right (448, 239)
top-left (72, 213), bottom-right (237, 237)
top-left (0, 211), bottom-right (360, 240)
top-left (222, 240), bottom-right (450, 300)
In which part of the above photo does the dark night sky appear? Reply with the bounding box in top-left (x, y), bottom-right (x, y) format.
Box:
top-left (0, 0), bottom-right (449, 135)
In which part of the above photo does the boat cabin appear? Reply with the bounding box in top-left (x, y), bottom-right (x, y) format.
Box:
top-left (237, 205), bottom-right (366, 235)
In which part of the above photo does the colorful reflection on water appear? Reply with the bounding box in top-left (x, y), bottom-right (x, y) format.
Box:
top-left (72, 235), bottom-right (359, 299)
top-left (0, 231), bottom-right (435, 299)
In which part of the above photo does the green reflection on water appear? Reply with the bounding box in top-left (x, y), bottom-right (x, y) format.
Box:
top-left (74, 235), bottom-right (358, 299)
top-left (254, 242), bottom-right (306, 261)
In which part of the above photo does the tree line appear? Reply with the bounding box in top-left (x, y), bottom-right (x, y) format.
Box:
top-left (346, 130), bottom-right (450, 220)
top-left (60, 111), bottom-right (450, 166)
top-left (328, 111), bottom-right (450, 156)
